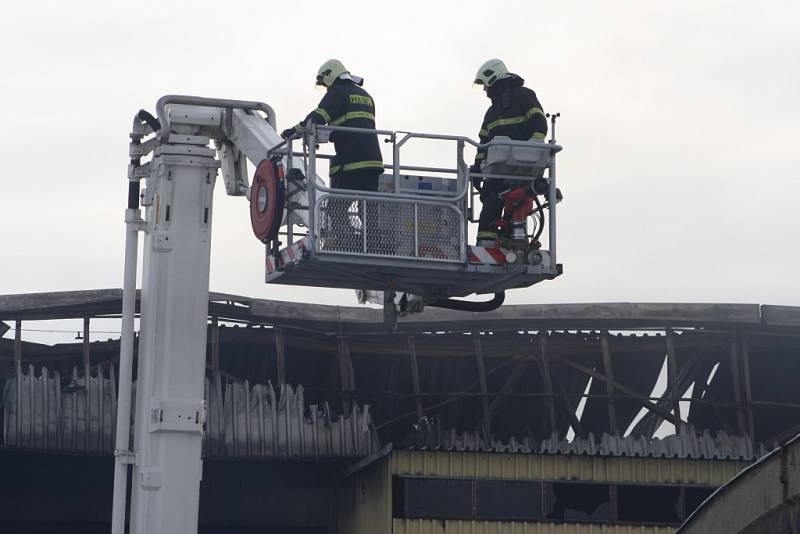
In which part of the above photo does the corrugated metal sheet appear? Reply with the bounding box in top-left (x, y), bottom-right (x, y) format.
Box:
top-left (392, 519), bottom-right (675, 534)
top-left (678, 434), bottom-right (800, 534)
top-left (2, 366), bottom-right (379, 459)
top-left (392, 450), bottom-right (748, 486)
top-left (409, 426), bottom-right (767, 460)
top-left (339, 455), bottom-right (392, 534)
top-left (2, 364), bottom-right (116, 452)
top-left (209, 379), bottom-right (379, 458)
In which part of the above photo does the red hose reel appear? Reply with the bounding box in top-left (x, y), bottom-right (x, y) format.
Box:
top-left (250, 159), bottom-right (285, 243)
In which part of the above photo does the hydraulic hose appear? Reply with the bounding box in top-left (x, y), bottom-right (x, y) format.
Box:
top-left (127, 110), bottom-right (161, 210)
top-left (428, 291), bottom-right (505, 312)
top-left (137, 109), bottom-right (161, 133)
top-left (533, 194), bottom-right (545, 241)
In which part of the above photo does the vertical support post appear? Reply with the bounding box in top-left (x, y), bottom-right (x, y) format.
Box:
top-left (472, 332), bottom-right (492, 441)
top-left (457, 138), bottom-right (469, 253)
top-left (83, 318), bottom-right (91, 377)
top-left (274, 327), bottom-right (286, 386)
top-left (362, 199), bottom-right (368, 254)
top-left (284, 139), bottom-right (295, 246)
top-left (739, 331), bottom-right (755, 438)
top-left (413, 204), bottom-right (419, 257)
top-left (14, 319), bottom-right (22, 446)
top-left (337, 336), bottom-right (355, 413)
top-left (729, 337), bottom-right (747, 435)
top-left (14, 319), bottom-right (22, 375)
top-left (538, 334), bottom-right (558, 436)
top-left (547, 152), bottom-right (557, 265)
top-left (392, 135), bottom-right (400, 193)
top-left (83, 317), bottom-right (91, 449)
top-left (14, 319), bottom-right (22, 374)
top-left (600, 331), bottom-right (617, 434)
top-left (407, 335), bottom-right (424, 421)
top-left (305, 132), bottom-right (316, 239)
top-left (111, 198), bottom-right (142, 534)
top-left (210, 317), bottom-right (221, 390)
top-left (665, 328), bottom-right (682, 433)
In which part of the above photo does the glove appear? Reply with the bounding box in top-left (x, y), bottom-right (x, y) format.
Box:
top-left (469, 163), bottom-right (483, 192)
top-left (280, 126), bottom-right (299, 140)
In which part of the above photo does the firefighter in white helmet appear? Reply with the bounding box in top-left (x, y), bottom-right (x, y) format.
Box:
top-left (282, 59), bottom-right (384, 192)
top-left (282, 60), bottom-right (384, 252)
top-left (471, 59), bottom-right (548, 246)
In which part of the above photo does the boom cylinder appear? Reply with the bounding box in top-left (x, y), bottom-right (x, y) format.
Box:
top-left (128, 141), bottom-right (220, 534)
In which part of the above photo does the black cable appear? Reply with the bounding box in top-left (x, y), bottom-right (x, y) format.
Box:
top-left (127, 181), bottom-right (140, 210)
top-left (533, 194), bottom-right (545, 241)
top-left (428, 291), bottom-right (505, 312)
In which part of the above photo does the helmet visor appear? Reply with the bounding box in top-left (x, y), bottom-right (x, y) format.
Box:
top-left (316, 68), bottom-right (334, 87)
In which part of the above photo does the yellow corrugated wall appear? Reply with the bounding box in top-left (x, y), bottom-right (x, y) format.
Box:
top-left (339, 451), bottom-right (749, 533)
top-left (392, 519), bottom-right (675, 534)
top-left (391, 451), bottom-right (747, 486)
top-left (339, 456), bottom-right (392, 534)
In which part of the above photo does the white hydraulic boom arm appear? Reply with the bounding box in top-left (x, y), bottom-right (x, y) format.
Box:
top-left (113, 96), bottom-right (318, 534)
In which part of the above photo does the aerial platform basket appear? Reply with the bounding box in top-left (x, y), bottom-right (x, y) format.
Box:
top-left (259, 123), bottom-right (564, 303)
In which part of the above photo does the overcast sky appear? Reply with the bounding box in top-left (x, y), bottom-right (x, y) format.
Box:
top-left (1, 0), bottom-right (798, 317)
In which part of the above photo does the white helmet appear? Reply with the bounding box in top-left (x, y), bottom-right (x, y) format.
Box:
top-left (473, 58), bottom-right (510, 88)
top-left (316, 59), bottom-right (348, 87)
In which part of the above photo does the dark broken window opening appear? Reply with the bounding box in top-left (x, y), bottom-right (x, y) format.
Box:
top-left (392, 476), bottom-right (716, 526)
top-left (546, 482), bottom-right (610, 522)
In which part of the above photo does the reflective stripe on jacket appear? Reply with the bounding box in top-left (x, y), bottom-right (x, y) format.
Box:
top-left (296, 79), bottom-right (384, 175)
top-left (474, 75), bottom-right (547, 164)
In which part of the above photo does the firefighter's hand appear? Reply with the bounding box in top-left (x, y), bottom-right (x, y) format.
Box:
top-left (280, 127), bottom-right (298, 140)
top-left (471, 176), bottom-right (484, 192)
top-left (470, 164), bottom-right (483, 191)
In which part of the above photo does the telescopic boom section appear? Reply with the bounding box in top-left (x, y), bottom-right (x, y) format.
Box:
top-left (114, 96), bottom-right (288, 534)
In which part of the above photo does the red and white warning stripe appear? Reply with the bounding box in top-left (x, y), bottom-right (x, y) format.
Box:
top-left (266, 237), bottom-right (310, 274)
top-left (468, 246), bottom-right (509, 266)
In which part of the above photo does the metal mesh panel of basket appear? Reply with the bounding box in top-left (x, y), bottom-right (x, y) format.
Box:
top-left (416, 203), bottom-right (462, 261)
top-left (364, 200), bottom-right (415, 257)
top-left (317, 196), bottom-right (462, 261)
top-left (317, 197), bottom-right (366, 254)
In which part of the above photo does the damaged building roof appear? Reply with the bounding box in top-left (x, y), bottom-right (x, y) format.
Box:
top-left (2, 290), bottom-right (800, 459)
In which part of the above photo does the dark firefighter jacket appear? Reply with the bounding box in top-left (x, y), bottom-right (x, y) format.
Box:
top-left (474, 75), bottom-right (547, 166)
top-left (294, 79), bottom-right (384, 175)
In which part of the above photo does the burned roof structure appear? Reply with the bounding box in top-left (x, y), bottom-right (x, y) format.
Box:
top-left (1, 290), bottom-right (799, 532)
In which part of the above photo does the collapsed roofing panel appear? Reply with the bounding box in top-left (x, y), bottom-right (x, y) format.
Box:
top-left (2, 366), bottom-right (379, 459)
